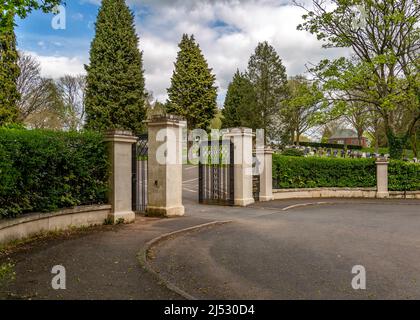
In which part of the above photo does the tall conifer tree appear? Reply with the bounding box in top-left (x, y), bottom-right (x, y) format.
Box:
top-left (0, 12), bottom-right (20, 125)
top-left (222, 70), bottom-right (257, 129)
top-left (85, 0), bottom-right (146, 134)
top-left (247, 41), bottom-right (288, 139)
top-left (167, 34), bottom-right (217, 130)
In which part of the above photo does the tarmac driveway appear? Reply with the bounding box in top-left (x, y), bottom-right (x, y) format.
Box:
top-left (152, 200), bottom-right (420, 299)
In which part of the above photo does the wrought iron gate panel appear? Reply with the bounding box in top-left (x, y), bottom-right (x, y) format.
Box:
top-left (132, 134), bottom-right (148, 213)
top-left (253, 175), bottom-right (260, 201)
top-left (253, 151), bottom-right (261, 202)
top-left (199, 139), bottom-right (234, 206)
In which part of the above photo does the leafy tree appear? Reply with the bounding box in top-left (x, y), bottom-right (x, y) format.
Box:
top-left (343, 101), bottom-right (370, 147)
top-left (412, 123), bottom-right (419, 157)
top-left (17, 51), bottom-right (42, 121)
top-left (0, 0), bottom-right (61, 21)
top-left (297, 0), bottom-right (420, 159)
top-left (85, 0), bottom-right (146, 134)
top-left (24, 79), bottom-right (68, 130)
top-left (57, 75), bottom-right (86, 131)
top-left (0, 1), bottom-right (62, 125)
top-left (0, 12), bottom-right (20, 125)
top-left (145, 92), bottom-right (166, 118)
top-left (246, 41), bottom-right (288, 141)
top-left (320, 119), bottom-right (345, 143)
top-left (210, 109), bottom-right (223, 130)
top-left (281, 75), bottom-right (323, 145)
top-left (166, 34), bottom-right (217, 130)
top-left (17, 52), bottom-right (54, 122)
top-left (222, 70), bottom-right (257, 129)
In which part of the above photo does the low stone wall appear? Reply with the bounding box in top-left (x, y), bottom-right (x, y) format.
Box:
top-left (388, 191), bottom-right (420, 199)
top-left (273, 188), bottom-right (420, 200)
top-left (0, 205), bottom-right (111, 244)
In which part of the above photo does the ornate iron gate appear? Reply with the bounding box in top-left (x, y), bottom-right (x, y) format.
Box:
top-left (199, 139), bottom-right (234, 205)
top-left (253, 175), bottom-right (260, 201)
top-left (132, 134), bottom-right (148, 213)
top-left (253, 151), bottom-right (261, 201)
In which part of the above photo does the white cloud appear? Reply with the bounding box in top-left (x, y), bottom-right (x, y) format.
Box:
top-left (141, 34), bottom-right (178, 101)
top-left (27, 51), bottom-right (86, 78)
top-left (72, 13), bottom-right (84, 21)
top-left (30, 0), bottom-right (349, 104)
top-left (134, 0), bottom-right (349, 103)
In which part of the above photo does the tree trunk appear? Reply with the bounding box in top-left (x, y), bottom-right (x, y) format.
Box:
top-left (290, 130), bottom-right (295, 145)
top-left (357, 128), bottom-right (363, 147)
top-left (386, 128), bottom-right (408, 159)
top-left (296, 130), bottom-right (301, 146)
top-left (411, 132), bottom-right (418, 158)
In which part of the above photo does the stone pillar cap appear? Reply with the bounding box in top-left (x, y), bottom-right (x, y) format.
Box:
top-left (144, 113), bottom-right (186, 126)
top-left (104, 130), bottom-right (138, 143)
top-left (225, 127), bottom-right (254, 136)
top-left (105, 129), bottom-right (134, 136)
top-left (254, 146), bottom-right (274, 154)
top-left (375, 157), bottom-right (389, 164)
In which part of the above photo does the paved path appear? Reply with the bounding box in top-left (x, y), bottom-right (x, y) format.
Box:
top-left (0, 216), bottom-right (212, 300)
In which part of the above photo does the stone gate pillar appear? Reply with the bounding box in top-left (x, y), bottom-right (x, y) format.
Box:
top-left (255, 147), bottom-right (274, 202)
top-left (225, 128), bottom-right (254, 207)
top-left (376, 157), bottom-right (389, 198)
top-left (105, 130), bottom-right (138, 223)
top-left (146, 115), bottom-right (186, 217)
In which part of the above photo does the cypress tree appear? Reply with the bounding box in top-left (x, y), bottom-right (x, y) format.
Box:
top-left (167, 34), bottom-right (217, 130)
top-left (247, 41), bottom-right (288, 139)
top-left (222, 70), bottom-right (257, 129)
top-left (0, 12), bottom-right (20, 125)
top-left (85, 0), bottom-right (146, 134)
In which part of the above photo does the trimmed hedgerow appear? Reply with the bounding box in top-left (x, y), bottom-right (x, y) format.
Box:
top-left (0, 128), bottom-right (109, 219)
top-left (272, 155), bottom-right (377, 189)
top-left (388, 160), bottom-right (420, 191)
top-left (273, 155), bottom-right (420, 191)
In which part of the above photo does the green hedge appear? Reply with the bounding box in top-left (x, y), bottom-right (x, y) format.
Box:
top-left (0, 128), bottom-right (109, 219)
top-left (389, 160), bottom-right (420, 191)
top-left (273, 155), bottom-right (420, 191)
top-left (273, 155), bottom-right (376, 189)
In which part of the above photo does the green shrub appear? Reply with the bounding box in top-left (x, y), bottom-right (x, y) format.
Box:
top-left (272, 155), bottom-right (376, 189)
top-left (281, 149), bottom-right (304, 157)
top-left (0, 128), bottom-right (109, 219)
top-left (296, 141), bottom-right (362, 150)
top-left (388, 160), bottom-right (420, 191)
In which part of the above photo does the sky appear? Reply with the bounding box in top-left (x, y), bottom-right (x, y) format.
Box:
top-left (15, 0), bottom-right (349, 105)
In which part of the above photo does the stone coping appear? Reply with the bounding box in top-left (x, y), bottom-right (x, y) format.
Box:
top-left (273, 188), bottom-right (420, 199)
top-left (0, 205), bottom-right (111, 244)
top-left (273, 187), bottom-right (376, 192)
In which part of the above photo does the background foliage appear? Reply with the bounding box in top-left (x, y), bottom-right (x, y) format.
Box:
top-left (0, 128), bottom-right (109, 219)
top-left (296, 141), bottom-right (363, 150)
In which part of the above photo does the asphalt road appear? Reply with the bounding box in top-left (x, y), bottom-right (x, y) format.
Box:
top-left (154, 173), bottom-right (420, 299)
top-left (182, 164), bottom-right (200, 203)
